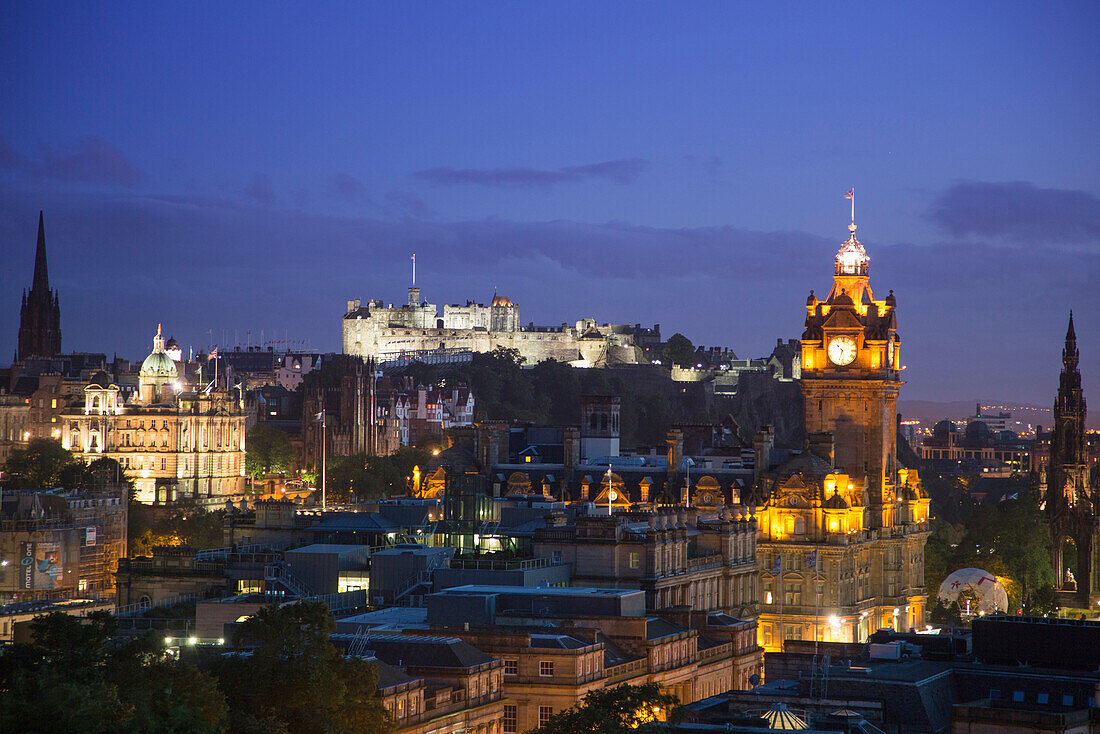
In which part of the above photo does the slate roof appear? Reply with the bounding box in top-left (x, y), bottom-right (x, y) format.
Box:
top-left (530, 634), bottom-right (591, 650)
top-left (369, 657), bottom-right (419, 689)
top-left (646, 617), bottom-right (688, 640)
top-left (307, 512), bottom-right (404, 533)
top-left (773, 452), bottom-right (834, 480)
top-left (332, 633), bottom-right (495, 670)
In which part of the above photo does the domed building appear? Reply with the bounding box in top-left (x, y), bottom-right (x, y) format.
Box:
top-left (137, 325), bottom-right (179, 404)
top-left (62, 325), bottom-right (247, 505)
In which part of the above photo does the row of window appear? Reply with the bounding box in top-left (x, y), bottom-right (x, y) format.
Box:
top-left (989, 689), bottom-right (1084, 707)
top-left (502, 704), bottom-right (552, 734)
top-left (503, 655), bottom-right (606, 680)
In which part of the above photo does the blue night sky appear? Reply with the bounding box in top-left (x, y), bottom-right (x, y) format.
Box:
top-left (1, 2), bottom-right (1097, 405)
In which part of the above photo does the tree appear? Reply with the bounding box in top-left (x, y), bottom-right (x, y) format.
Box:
top-left (211, 601), bottom-right (389, 734)
top-left (87, 456), bottom-right (132, 491)
top-left (661, 333), bottom-right (695, 367)
top-left (130, 502), bottom-right (227, 556)
top-left (0, 611), bottom-right (227, 734)
top-left (246, 424), bottom-right (294, 477)
top-left (2, 438), bottom-right (86, 489)
top-left (924, 489), bottom-right (1055, 612)
top-left (325, 448), bottom-right (429, 501)
top-left (529, 683), bottom-right (681, 734)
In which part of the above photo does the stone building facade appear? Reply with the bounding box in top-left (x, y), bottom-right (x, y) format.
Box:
top-left (754, 212), bottom-right (931, 651)
top-left (342, 286), bottom-right (638, 366)
top-left (61, 327), bottom-right (247, 505)
top-left (532, 510), bottom-right (759, 619)
top-left (0, 487), bottom-right (127, 603)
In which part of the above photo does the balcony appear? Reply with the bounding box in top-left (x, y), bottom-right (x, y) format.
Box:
top-left (698, 641), bottom-right (734, 663)
top-left (604, 658), bottom-right (647, 683)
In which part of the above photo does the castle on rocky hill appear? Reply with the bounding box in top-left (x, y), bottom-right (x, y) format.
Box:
top-left (342, 285), bottom-right (638, 366)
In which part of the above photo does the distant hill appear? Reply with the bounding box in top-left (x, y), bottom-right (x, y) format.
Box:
top-left (897, 400), bottom-right (1082, 429)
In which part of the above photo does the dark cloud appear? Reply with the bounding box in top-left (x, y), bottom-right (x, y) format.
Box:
top-left (242, 174), bottom-right (274, 205)
top-left (383, 190), bottom-right (432, 219)
top-left (0, 186), bottom-right (1096, 407)
top-left (682, 154), bottom-right (723, 177)
top-left (0, 135), bottom-right (139, 186)
top-left (930, 181), bottom-right (1100, 246)
top-left (413, 158), bottom-right (648, 188)
top-left (327, 172), bottom-right (363, 201)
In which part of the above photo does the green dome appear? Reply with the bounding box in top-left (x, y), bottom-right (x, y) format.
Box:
top-left (141, 350), bottom-right (178, 378)
top-left (140, 325), bottom-right (178, 378)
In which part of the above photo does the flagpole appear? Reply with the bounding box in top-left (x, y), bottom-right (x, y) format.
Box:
top-left (606, 465), bottom-right (612, 515)
top-left (321, 411), bottom-right (327, 511)
top-left (778, 553), bottom-right (783, 652)
top-left (815, 553), bottom-right (820, 658)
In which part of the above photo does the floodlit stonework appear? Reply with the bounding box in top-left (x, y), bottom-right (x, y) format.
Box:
top-left (62, 327), bottom-right (247, 505)
top-left (342, 286), bottom-right (638, 366)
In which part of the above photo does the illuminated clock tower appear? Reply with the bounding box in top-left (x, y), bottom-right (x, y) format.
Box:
top-left (800, 208), bottom-right (902, 529)
top-left (754, 195), bottom-right (930, 652)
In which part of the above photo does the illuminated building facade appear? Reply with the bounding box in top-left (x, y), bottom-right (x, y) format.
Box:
top-left (62, 327), bottom-right (247, 505)
top-left (0, 487), bottom-right (127, 603)
top-left (755, 212), bottom-right (930, 651)
top-left (342, 285), bottom-right (638, 366)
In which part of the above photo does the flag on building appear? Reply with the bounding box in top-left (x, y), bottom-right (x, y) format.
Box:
top-left (772, 554), bottom-right (782, 576)
top-left (807, 550), bottom-right (817, 570)
top-left (208, 348), bottom-right (218, 360)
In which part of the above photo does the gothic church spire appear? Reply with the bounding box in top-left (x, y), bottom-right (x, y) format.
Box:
top-left (16, 211), bottom-right (62, 361)
top-left (32, 210), bottom-right (49, 294)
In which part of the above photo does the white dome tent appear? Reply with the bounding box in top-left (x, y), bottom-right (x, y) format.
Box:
top-left (938, 568), bottom-right (1009, 615)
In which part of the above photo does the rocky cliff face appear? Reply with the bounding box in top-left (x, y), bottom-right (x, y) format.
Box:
top-left (721, 371), bottom-right (805, 449)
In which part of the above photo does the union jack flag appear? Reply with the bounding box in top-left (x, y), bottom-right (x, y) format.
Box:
top-left (207, 348), bottom-right (218, 360)
top-left (845, 188), bottom-right (854, 200)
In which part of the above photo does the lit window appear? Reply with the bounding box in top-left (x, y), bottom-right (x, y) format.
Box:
top-left (1012, 691), bottom-right (1024, 703)
top-left (1037, 693), bottom-right (1048, 704)
top-left (504, 659), bottom-right (518, 676)
top-left (539, 661), bottom-right (554, 677)
top-left (629, 552), bottom-right (640, 569)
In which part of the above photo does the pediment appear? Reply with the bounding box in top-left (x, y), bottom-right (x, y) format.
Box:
top-left (823, 308), bottom-right (863, 330)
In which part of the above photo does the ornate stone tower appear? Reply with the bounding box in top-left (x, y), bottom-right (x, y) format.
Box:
top-left (17, 212), bottom-right (62, 361)
top-left (754, 198), bottom-right (929, 652)
top-left (1047, 313), bottom-right (1095, 603)
top-left (799, 214), bottom-right (902, 529)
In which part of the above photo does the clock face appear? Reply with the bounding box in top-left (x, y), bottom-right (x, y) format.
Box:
top-left (827, 335), bottom-right (857, 366)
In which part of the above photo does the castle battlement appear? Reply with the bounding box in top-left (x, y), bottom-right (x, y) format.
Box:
top-left (342, 287), bottom-right (638, 367)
